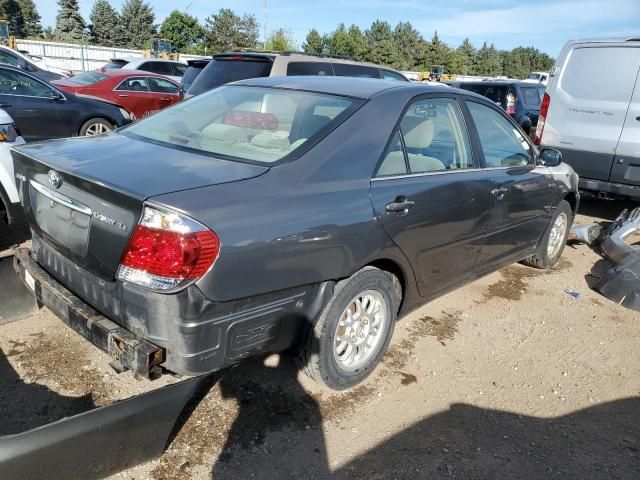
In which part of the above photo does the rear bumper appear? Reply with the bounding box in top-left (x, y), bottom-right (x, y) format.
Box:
top-left (579, 177), bottom-right (640, 199)
top-left (12, 247), bottom-right (165, 378)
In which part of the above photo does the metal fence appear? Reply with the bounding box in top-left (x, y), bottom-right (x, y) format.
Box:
top-left (15, 39), bottom-right (206, 72)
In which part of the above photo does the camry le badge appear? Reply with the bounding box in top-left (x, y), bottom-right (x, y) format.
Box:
top-left (48, 170), bottom-right (62, 189)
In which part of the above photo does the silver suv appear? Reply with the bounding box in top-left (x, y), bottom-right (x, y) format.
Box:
top-left (535, 37), bottom-right (640, 199)
top-left (185, 51), bottom-right (408, 97)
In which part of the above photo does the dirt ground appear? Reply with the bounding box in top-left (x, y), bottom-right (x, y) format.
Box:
top-left (1, 197), bottom-right (639, 479)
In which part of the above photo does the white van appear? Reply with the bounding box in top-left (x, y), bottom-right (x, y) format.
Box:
top-left (523, 71), bottom-right (549, 85)
top-left (535, 37), bottom-right (640, 198)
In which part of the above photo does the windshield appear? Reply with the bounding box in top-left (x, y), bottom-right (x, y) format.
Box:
top-left (187, 58), bottom-right (273, 96)
top-left (124, 85), bottom-right (361, 165)
top-left (68, 71), bottom-right (108, 85)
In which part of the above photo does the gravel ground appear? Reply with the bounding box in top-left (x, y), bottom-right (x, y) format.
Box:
top-left (1, 197), bottom-right (639, 479)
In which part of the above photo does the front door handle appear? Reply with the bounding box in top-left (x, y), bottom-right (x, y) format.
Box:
top-left (0, 101), bottom-right (11, 107)
top-left (118, 94), bottom-right (129, 98)
top-left (491, 187), bottom-right (508, 200)
top-left (160, 98), bottom-right (170, 102)
top-left (386, 199), bottom-right (415, 213)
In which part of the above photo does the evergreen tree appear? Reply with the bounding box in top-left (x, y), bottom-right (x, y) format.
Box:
top-left (454, 38), bottom-right (476, 75)
top-left (265, 28), bottom-right (295, 51)
top-left (392, 21), bottom-right (424, 70)
top-left (120, 0), bottom-right (156, 49)
top-left (346, 25), bottom-right (367, 60)
top-left (159, 10), bottom-right (203, 52)
top-left (474, 42), bottom-right (501, 76)
top-left (302, 28), bottom-right (324, 54)
top-left (16, 0), bottom-right (41, 37)
top-left (204, 8), bottom-right (259, 53)
top-left (54, 0), bottom-right (86, 42)
top-left (89, 0), bottom-right (122, 46)
top-left (364, 20), bottom-right (399, 67)
top-left (0, 0), bottom-right (24, 37)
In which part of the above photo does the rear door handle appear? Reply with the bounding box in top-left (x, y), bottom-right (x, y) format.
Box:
top-left (118, 94), bottom-right (129, 98)
top-left (385, 199), bottom-right (415, 213)
top-left (0, 102), bottom-right (11, 107)
top-left (491, 187), bottom-right (508, 200)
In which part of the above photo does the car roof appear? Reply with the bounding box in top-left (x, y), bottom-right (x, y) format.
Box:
top-left (111, 57), bottom-right (183, 65)
top-left (93, 68), bottom-right (178, 80)
top-left (456, 80), bottom-right (542, 87)
top-left (233, 75), bottom-right (449, 99)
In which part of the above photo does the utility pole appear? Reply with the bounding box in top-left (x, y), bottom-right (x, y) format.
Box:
top-left (264, 0), bottom-right (268, 50)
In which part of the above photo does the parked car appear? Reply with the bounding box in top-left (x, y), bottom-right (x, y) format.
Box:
top-left (186, 51), bottom-right (409, 97)
top-left (181, 58), bottom-right (211, 92)
top-left (102, 57), bottom-right (187, 83)
top-left (0, 45), bottom-right (67, 81)
top-left (52, 69), bottom-right (182, 120)
top-left (11, 76), bottom-right (578, 390)
top-left (0, 65), bottom-right (132, 142)
top-left (451, 80), bottom-right (545, 134)
top-left (523, 71), bottom-right (549, 85)
top-left (536, 37), bottom-right (640, 199)
top-left (0, 109), bottom-right (25, 224)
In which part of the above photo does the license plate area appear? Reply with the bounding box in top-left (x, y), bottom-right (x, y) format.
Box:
top-left (29, 182), bottom-right (91, 257)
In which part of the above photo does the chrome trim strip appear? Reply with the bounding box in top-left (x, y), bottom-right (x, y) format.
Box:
top-left (29, 180), bottom-right (93, 216)
top-left (372, 168), bottom-right (483, 181)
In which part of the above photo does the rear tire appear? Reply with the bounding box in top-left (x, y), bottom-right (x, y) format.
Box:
top-left (79, 118), bottom-right (113, 136)
top-left (522, 199), bottom-right (573, 269)
top-left (299, 267), bottom-right (400, 390)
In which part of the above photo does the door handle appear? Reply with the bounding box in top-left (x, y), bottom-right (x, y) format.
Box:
top-left (0, 102), bottom-right (11, 107)
top-left (385, 199), bottom-right (415, 213)
top-left (160, 98), bottom-right (170, 102)
top-left (118, 94), bottom-right (129, 98)
top-left (491, 187), bottom-right (508, 200)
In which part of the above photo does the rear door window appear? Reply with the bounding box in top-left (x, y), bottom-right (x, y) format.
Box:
top-left (0, 69), bottom-right (52, 97)
top-left (187, 58), bottom-right (273, 96)
top-left (286, 62), bottom-right (333, 76)
top-left (332, 63), bottom-right (381, 79)
top-left (115, 77), bottom-right (151, 92)
top-left (0, 50), bottom-right (19, 67)
top-left (462, 84), bottom-right (509, 108)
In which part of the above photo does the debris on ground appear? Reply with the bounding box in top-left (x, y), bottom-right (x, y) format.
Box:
top-left (568, 222), bottom-right (602, 245)
top-left (563, 288), bottom-right (581, 300)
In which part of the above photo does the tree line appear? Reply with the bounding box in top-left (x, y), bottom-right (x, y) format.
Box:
top-left (0, 1), bottom-right (553, 78)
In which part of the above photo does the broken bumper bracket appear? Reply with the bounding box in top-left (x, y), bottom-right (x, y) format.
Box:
top-left (12, 247), bottom-right (165, 379)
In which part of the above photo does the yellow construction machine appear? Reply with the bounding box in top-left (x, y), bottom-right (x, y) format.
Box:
top-left (143, 39), bottom-right (179, 61)
top-left (419, 65), bottom-right (456, 82)
top-left (0, 19), bottom-right (17, 49)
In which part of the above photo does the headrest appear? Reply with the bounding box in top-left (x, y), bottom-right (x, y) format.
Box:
top-left (402, 117), bottom-right (434, 150)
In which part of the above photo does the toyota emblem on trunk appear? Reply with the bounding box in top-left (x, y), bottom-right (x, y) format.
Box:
top-left (48, 170), bottom-right (62, 189)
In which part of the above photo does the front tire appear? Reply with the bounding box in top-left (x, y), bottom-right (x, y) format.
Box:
top-left (300, 267), bottom-right (400, 390)
top-left (522, 199), bottom-right (573, 269)
top-left (79, 118), bottom-right (113, 136)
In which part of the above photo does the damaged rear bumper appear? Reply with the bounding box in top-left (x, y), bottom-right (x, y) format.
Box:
top-left (12, 247), bottom-right (165, 378)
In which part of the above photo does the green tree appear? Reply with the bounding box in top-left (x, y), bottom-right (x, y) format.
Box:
top-left (120, 0), bottom-right (156, 49)
top-left (0, 0), bottom-right (24, 37)
top-left (204, 8), bottom-right (259, 53)
top-left (364, 20), bottom-right (399, 67)
top-left (16, 0), bottom-right (41, 37)
top-left (159, 10), bottom-right (203, 52)
top-left (302, 28), bottom-right (325, 54)
top-left (346, 24), bottom-right (367, 60)
top-left (392, 21), bottom-right (424, 70)
top-left (474, 41), bottom-right (501, 76)
top-left (265, 28), bottom-right (296, 51)
top-left (326, 23), bottom-right (349, 56)
top-left (54, 0), bottom-right (86, 42)
top-left (89, 0), bottom-right (121, 46)
top-left (453, 38), bottom-right (476, 75)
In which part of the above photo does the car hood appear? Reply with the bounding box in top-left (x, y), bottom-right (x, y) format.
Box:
top-left (11, 132), bottom-right (269, 200)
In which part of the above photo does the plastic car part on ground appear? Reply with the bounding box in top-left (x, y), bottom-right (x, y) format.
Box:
top-left (567, 222), bottom-right (602, 245)
top-left (594, 206), bottom-right (640, 312)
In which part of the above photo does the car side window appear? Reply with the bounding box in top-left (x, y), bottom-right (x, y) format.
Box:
top-left (377, 131), bottom-right (407, 176)
top-left (148, 77), bottom-right (178, 94)
top-left (172, 63), bottom-right (187, 76)
top-left (332, 63), bottom-right (381, 79)
top-left (115, 77), bottom-right (151, 92)
top-left (401, 98), bottom-right (473, 173)
top-left (467, 101), bottom-right (533, 168)
top-left (380, 70), bottom-right (406, 81)
top-left (287, 62), bottom-right (333, 76)
top-left (0, 50), bottom-right (19, 67)
top-left (0, 69), bottom-right (51, 97)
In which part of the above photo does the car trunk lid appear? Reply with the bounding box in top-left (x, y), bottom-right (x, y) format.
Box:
top-left (11, 133), bottom-right (267, 280)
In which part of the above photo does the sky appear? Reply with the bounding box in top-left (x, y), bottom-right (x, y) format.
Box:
top-left (36, 0), bottom-right (640, 57)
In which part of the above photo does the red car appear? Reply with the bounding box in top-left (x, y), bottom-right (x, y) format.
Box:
top-left (52, 69), bottom-right (182, 120)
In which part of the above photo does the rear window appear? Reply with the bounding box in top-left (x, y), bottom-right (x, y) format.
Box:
top-left (124, 85), bottom-right (361, 165)
top-left (68, 71), bottom-right (108, 85)
top-left (103, 61), bottom-right (125, 69)
top-left (187, 58), bottom-right (273, 96)
top-left (561, 47), bottom-right (640, 102)
top-left (286, 62), bottom-right (333, 76)
top-left (520, 86), bottom-right (543, 107)
top-left (181, 66), bottom-right (204, 87)
top-left (460, 84), bottom-right (509, 107)
top-left (332, 63), bottom-right (381, 79)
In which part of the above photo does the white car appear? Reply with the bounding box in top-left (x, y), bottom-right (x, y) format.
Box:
top-left (523, 71), bottom-right (549, 85)
top-left (0, 46), bottom-right (72, 79)
top-left (24, 53), bottom-right (74, 78)
top-left (0, 109), bottom-right (25, 224)
top-left (103, 57), bottom-right (187, 83)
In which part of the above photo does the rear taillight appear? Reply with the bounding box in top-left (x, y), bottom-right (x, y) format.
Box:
top-left (116, 206), bottom-right (220, 291)
top-left (534, 92), bottom-right (550, 145)
top-left (506, 93), bottom-right (516, 115)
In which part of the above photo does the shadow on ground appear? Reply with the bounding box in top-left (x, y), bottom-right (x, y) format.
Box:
top-left (0, 347), bottom-right (95, 435)
top-left (577, 196), bottom-right (639, 222)
top-left (0, 218), bottom-right (29, 254)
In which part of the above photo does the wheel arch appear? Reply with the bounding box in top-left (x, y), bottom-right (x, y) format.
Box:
top-left (564, 191), bottom-right (578, 214)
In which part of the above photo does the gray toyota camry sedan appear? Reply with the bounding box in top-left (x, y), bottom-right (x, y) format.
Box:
top-left (11, 76), bottom-right (578, 390)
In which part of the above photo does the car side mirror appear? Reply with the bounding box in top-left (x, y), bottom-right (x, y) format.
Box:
top-left (539, 148), bottom-right (562, 167)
